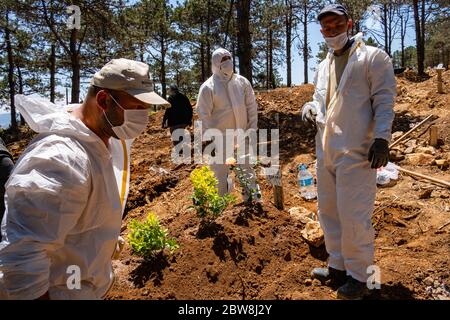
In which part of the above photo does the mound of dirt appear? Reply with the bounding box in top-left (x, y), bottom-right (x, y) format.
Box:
top-left (109, 202), bottom-right (329, 300)
top-left (256, 84), bottom-right (315, 115)
top-left (396, 70), bottom-right (449, 117)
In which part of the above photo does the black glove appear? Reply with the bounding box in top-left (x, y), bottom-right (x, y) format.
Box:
top-left (368, 138), bottom-right (389, 169)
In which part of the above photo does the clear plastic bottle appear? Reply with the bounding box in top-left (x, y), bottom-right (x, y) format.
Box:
top-left (298, 164), bottom-right (317, 200)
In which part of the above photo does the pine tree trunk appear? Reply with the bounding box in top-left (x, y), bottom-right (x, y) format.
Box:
top-left (5, 11), bottom-right (17, 131)
top-left (388, 4), bottom-right (392, 56)
top-left (285, 1), bottom-right (292, 87)
top-left (50, 43), bottom-right (56, 103)
top-left (71, 55), bottom-right (80, 104)
top-left (303, 4), bottom-right (308, 84)
top-left (401, 15), bottom-right (405, 68)
top-left (49, 0), bottom-right (56, 103)
top-left (413, 0), bottom-right (424, 75)
top-left (269, 29), bottom-right (275, 89)
top-left (69, 28), bottom-right (80, 103)
top-left (266, 31), bottom-right (270, 90)
top-left (383, 4), bottom-right (389, 55)
top-left (223, 0), bottom-right (235, 47)
top-left (139, 42), bottom-right (145, 62)
top-left (17, 66), bottom-right (25, 125)
top-left (200, 22), bottom-right (206, 82)
top-left (236, 0), bottom-right (253, 83)
top-left (161, 37), bottom-right (167, 98)
top-left (17, 66), bottom-right (23, 94)
top-left (420, 0), bottom-right (426, 71)
top-left (206, 0), bottom-right (212, 77)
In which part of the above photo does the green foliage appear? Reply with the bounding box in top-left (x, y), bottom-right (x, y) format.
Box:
top-left (233, 164), bottom-right (261, 203)
top-left (424, 14), bottom-right (450, 68)
top-left (2, 0), bottom-right (445, 116)
top-left (316, 42), bottom-right (329, 64)
top-left (365, 37), bottom-right (379, 48)
top-left (251, 0), bottom-right (286, 89)
top-left (336, 0), bottom-right (372, 34)
top-left (392, 46), bottom-right (417, 69)
top-left (190, 166), bottom-right (235, 220)
top-left (128, 212), bottom-right (179, 258)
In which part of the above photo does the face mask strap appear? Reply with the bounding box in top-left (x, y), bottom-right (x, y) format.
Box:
top-left (103, 93), bottom-right (124, 129)
top-left (109, 93), bottom-right (125, 111)
top-left (103, 107), bottom-right (117, 129)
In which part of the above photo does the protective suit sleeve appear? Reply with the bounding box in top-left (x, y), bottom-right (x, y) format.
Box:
top-left (0, 138), bottom-right (90, 300)
top-left (368, 50), bottom-right (396, 143)
top-left (312, 68), bottom-right (323, 109)
top-left (196, 83), bottom-right (213, 130)
top-left (303, 68), bottom-right (322, 115)
top-left (244, 80), bottom-right (258, 130)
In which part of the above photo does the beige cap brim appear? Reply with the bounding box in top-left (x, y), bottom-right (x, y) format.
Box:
top-left (126, 89), bottom-right (170, 106)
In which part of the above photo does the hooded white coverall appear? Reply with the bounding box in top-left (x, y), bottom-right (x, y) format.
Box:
top-left (0, 95), bottom-right (131, 300)
top-left (197, 48), bottom-right (259, 198)
top-left (306, 33), bottom-right (396, 282)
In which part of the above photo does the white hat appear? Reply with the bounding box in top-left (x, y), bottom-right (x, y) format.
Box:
top-left (90, 58), bottom-right (169, 105)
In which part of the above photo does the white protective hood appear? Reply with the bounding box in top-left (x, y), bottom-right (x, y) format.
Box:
top-left (212, 48), bottom-right (234, 81)
top-left (197, 48), bottom-right (258, 133)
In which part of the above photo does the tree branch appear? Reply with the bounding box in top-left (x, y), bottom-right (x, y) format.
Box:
top-left (41, 0), bottom-right (70, 54)
top-left (76, 25), bottom-right (88, 54)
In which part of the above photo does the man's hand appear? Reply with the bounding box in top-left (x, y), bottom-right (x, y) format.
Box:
top-left (302, 103), bottom-right (317, 126)
top-left (368, 138), bottom-right (389, 169)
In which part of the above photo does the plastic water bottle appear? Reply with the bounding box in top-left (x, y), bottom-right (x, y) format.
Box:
top-left (298, 164), bottom-right (317, 200)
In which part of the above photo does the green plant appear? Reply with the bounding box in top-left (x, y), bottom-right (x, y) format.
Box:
top-left (227, 156), bottom-right (262, 203)
top-left (233, 165), bottom-right (261, 203)
top-left (128, 213), bottom-right (179, 258)
top-left (190, 166), bottom-right (235, 220)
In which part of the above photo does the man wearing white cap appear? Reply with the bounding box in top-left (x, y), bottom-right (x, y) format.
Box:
top-left (0, 59), bottom-right (168, 300)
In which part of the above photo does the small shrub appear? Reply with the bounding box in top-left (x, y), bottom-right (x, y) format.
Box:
top-left (190, 166), bottom-right (235, 220)
top-left (233, 165), bottom-right (261, 203)
top-left (128, 212), bottom-right (179, 259)
top-left (227, 157), bottom-right (262, 203)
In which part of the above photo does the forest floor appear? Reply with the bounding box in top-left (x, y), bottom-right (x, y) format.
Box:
top-left (3, 70), bottom-right (449, 300)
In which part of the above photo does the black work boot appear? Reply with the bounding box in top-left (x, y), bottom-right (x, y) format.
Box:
top-left (336, 276), bottom-right (370, 300)
top-left (311, 267), bottom-right (348, 287)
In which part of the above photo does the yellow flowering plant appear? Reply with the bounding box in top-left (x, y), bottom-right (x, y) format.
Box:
top-left (190, 166), bottom-right (235, 220)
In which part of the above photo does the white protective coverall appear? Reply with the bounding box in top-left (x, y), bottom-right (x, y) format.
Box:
top-left (0, 95), bottom-right (131, 300)
top-left (197, 48), bottom-right (259, 198)
top-left (306, 33), bottom-right (396, 282)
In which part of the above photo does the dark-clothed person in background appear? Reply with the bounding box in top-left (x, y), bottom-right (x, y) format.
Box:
top-left (0, 138), bottom-right (14, 224)
top-left (162, 85), bottom-right (193, 145)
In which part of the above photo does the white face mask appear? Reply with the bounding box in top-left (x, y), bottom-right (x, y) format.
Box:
top-left (220, 59), bottom-right (234, 77)
top-left (104, 94), bottom-right (149, 140)
top-left (324, 31), bottom-right (349, 51)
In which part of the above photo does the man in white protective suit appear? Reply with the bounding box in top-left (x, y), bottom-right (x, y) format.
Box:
top-left (0, 59), bottom-right (168, 300)
top-left (196, 48), bottom-right (261, 201)
top-left (301, 4), bottom-right (396, 299)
